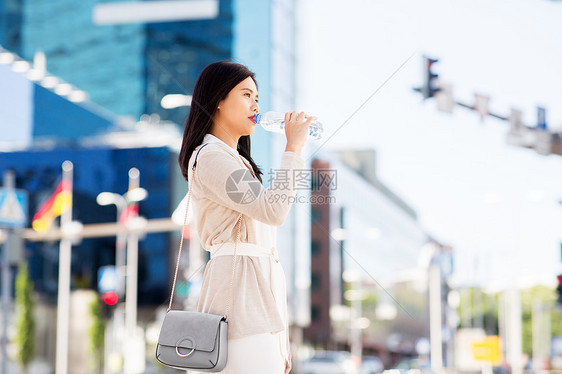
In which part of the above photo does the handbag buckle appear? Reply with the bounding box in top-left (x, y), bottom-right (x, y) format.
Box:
top-left (175, 336), bottom-right (196, 357)
top-left (175, 346), bottom-right (195, 357)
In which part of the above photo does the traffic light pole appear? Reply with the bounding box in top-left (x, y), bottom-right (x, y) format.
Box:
top-left (428, 263), bottom-right (443, 371)
top-left (455, 101), bottom-right (508, 121)
top-left (124, 232), bottom-right (139, 374)
top-left (414, 55), bottom-right (562, 157)
top-left (113, 204), bottom-right (126, 374)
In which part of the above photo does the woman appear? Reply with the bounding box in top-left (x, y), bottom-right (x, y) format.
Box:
top-left (178, 61), bottom-right (315, 373)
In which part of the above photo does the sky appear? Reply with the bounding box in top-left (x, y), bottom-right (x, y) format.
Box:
top-left (297, 0), bottom-right (562, 287)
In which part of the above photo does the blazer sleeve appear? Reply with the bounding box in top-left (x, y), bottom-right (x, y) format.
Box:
top-left (194, 149), bottom-right (306, 226)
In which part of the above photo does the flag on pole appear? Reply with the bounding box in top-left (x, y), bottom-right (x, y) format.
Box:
top-left (474, 93), bottom-right (490, 122)
top-left (435, 82), bottom-right (454, 113)
top-left (32, 179), bottom-right (72, 232)
top-left (119, 201), bottom-right (138, 224)
top-left (119, 178), bottom-right (139, 224)
top-left (509, 108), bottom-right (524, 132)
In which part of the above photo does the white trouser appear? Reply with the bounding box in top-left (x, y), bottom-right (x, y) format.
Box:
top-left (188, 332), bottom-right (285, 374)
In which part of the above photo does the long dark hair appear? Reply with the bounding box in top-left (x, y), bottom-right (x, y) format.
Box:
top-left (178, 61), bottom-right (263, 183)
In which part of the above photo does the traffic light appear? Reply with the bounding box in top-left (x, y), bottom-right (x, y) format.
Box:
top-left (415, 56), bottom-right (441, 99)
top-left (97, 265), bottom-right (120, 317)
top-left (556, 274), bottom-right (562, 305)
top-left (101, 291), bottom-right (119, 318)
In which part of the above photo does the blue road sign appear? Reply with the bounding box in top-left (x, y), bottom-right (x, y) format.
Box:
top-left (0, 188), bottom-right (28, 228)
top-left (98, 266), bottom-right (118, 293)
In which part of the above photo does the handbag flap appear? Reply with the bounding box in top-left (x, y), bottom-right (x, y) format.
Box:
top-left (157, 310), bottom-right (226, 352)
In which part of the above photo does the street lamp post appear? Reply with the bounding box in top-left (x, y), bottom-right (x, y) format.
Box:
top-left (96, 180), bottom-right (148, 298)
top-left (343, 269), bottom-right (368, 366)
top-left (96, 168), bottom-right (148, 374)
top-left (123, 215), bottom-right (147, 374)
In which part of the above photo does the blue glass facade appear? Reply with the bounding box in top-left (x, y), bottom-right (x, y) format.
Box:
top-left (0, 0), bottom-right (22, 54)
top-left (0, 62), bottom-right (115, 145)
top-left (6, 0), bottom-right (234, 124)
top-left (20, 0), bottom-right (146, 118)
top-left (145, 0), bottom-right (233, 126)
top-left (32, 84), bottom-right (114, 139)
top-left (0, 146), bottom-right (173, 305)
top-left (232, 0), bottom-right (273, 171)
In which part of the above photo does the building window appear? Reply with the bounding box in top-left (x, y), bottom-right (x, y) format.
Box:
top-left (311, 241), bottom-right (320, 256)
top-left (311, 272), bottom-right (321, 291)
top-left (311, 208), bottom-right (320, 223)
top-left (311, 174), bottom-right (319, 191)
top-left (311, 306), bottom-right (320, 321)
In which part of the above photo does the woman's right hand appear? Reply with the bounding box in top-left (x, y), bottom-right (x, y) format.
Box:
top-left (284, 111), bottom-right (317, 155)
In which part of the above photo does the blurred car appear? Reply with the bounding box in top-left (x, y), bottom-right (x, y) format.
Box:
top-left (361, 355), bottom-right (384, 374)
top-left (299, 350), bottom-right (359, 374)
top-left (383, 357), bottom-right (432, 374)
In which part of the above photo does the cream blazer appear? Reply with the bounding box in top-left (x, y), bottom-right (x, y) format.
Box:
top-left (188, 133), bottom-right (305, 340)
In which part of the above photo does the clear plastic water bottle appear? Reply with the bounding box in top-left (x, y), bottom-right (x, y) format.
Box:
top-left (252, 111), bottom-right (324, 140)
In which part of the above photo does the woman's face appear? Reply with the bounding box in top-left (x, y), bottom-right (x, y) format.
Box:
top-left (213, 76), bottom-right (260, 139)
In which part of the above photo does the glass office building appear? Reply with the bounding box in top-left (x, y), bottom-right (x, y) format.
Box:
top-left (0, 145), bottom-right (176, 305)
top-left (304, 150), bottom-right (433, 354)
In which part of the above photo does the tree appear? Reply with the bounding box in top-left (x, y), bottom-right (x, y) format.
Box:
top-left (458, 285), bottom-right (561, 357)
top-left (14, 263), bottom-right (35, 374)
top-left (458, 287), bottom-right (499, 334)
top-left (88, 297), bottom-right (105, 373)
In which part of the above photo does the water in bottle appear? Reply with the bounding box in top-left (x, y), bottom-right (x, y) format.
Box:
top-left (252, 111), bottom-right (324, 140)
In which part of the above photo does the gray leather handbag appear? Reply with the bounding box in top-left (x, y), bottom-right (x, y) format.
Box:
top-left (156, 143), bottom-right (242, 372)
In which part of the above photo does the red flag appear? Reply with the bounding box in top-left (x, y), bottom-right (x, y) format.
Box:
top-left (119, 203), bottom-right (138, 224)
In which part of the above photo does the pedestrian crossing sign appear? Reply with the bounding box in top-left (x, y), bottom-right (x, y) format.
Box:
top-left (0, 188), bottom-right (28, 228)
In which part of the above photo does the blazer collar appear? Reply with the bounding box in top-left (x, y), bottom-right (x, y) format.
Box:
top-left (202, 133), bottom-right (255, 177)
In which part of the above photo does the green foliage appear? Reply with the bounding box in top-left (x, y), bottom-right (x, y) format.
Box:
top-left (458, 285), bottom-right (562, 357)
top-left (522, 308), bottom-right (533, 356)
top-left (88, 297), bottom-right (105, 372)
top-left (343, 281), bottom-right (352, 307)
top-left (458, 288), bottom-right (499, 335)
top-left (14, 263), bottom-right (35, 371)
top-left (363, 292), bottom-right (378, 309)
top-left (551, 307), bottom-right (562, 338)
top-left (520, 286), bottom-right (554, 356)
top-left (521, 285), bottom-right (556, 305)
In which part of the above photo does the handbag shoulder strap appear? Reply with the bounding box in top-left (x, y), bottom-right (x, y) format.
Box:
top-left (168, 143), bottom-right (242, 321)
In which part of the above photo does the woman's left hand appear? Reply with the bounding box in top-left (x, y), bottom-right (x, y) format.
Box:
top-left (284, 351), bottom-right (292, 373)
top-left (284, 357), bottom-right (292, 374)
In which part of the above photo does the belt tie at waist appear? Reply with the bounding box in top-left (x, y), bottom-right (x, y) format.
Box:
top-left (209, 242), bottom-right (279, 262)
